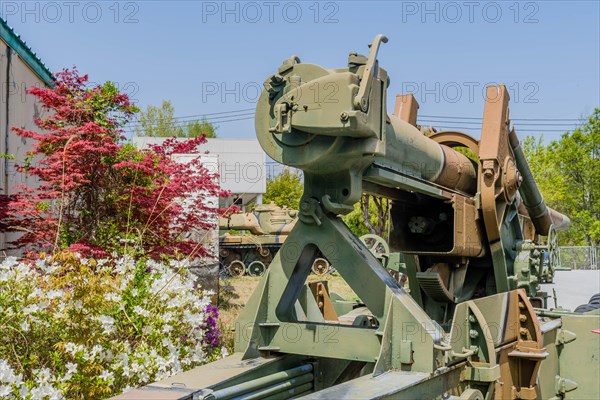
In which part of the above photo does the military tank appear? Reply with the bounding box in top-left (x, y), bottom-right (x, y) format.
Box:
top-left (219, 203), bottom-right (330, 276)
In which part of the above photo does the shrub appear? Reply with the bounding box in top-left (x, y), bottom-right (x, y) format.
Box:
top-left (2, 68), bottom-right (227, 258)
top-left (0, 252), bottom-right (224, 399)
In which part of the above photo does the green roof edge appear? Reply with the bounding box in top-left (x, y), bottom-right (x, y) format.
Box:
top-left (0, 17), bottom-right (53, 86)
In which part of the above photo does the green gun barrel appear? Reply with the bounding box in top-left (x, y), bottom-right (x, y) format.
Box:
top-left (508, 129), bottom-right (570, 234)
top-left (255, 36), bottom-right (476, 214)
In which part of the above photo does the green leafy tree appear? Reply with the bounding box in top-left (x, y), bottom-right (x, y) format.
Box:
top-left (343, 194), bottom-right (390, 240)
top-left (135, 100), bottom-right (182, 137)
top-left (523, 108), bottom-right (600, 246)
top-left (343, 201), bottom-right (374, 238)
top-left (136, 100), bottom-right (217, 138)
top-left (2, 70), bottom-right (225, 257)
top-left (263, 169), bottom-right (303, 210)
top-left (186, 117), bottom-right (217, 138)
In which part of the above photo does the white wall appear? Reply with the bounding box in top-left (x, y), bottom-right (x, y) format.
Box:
top-left (0, 40), bottom-right (48, 253)
top-left (133, 137), bottom-right (267, 206)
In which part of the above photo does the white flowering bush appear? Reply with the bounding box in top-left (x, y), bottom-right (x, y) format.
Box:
top-left (0, 252), bottom-right (223, 399)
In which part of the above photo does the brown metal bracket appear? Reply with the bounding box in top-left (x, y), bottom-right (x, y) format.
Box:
top-left (308, 281), bottom-right (338, 322)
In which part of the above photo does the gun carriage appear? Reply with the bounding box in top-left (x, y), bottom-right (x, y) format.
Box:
top-left (114, 35), bottom-right (598, 400)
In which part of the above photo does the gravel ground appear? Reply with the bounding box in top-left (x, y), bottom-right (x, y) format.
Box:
top-left (540, 270), bottom-right (600, 311)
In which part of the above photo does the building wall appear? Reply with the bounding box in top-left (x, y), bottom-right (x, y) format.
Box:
top-left (133, 138), bottom-right (267, 294)
top-left (0, 39), bottom-right (48, 253)
top-left (134, 137), bottom-right (267, 207)
top-left (172, 153), bottom-right (220, 295)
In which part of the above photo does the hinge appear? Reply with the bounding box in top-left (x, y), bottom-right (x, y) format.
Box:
top-left (555, 329), bottom-right (577, 346)
top-left (460, 362), bottom-right (500, 383)
top-left (555, 375), bottom-right (577, 395)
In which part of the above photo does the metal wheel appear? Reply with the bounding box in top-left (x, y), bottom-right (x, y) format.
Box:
top-left (248, 260), bottom-right (267, 276)
top-left (258, 246), bottom-right (271, 258)
top-left (359, 234), bottom-right (390, 267)
top-left (589, 293), bottom-right (600, 304)
top-left (544, 224), bottom-right (559, 282)
top-left (548, 225), bottom-right (559, 265)
top-left (219, 248), bottom-right (230, 258)
top-left (460, 389), bottom-right (484, 400)
top-left (311, 258), bottom-right (330, 275)
top-left (228, 260), bottom-right (246, 277)
top-left (575, 303), bottom-right (600, 313)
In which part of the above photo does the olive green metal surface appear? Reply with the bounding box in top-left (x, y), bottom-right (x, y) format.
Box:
top-left (112, 35), bottom-right (599, 400)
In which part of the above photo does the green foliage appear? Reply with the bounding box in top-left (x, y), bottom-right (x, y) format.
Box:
top-left (135, 100), bottom-right (180, 137)
top-left (343, 201), bottom-right (377, 237)
top-left (523, 108), bottom-right (600, 246)
top-left (343, 195), bottom-right (390, 239)
top-left (135, 101), bottom-right (217, 138)
top-left (0, 253), bottom-right (221, 399)
top-left (453, 146), bottom-right (478, 162)
top-left (263, 169), bottom-right (303, 210)
top-left (4, 70), bottom-right (223, 256)
top-left (186, 117), bottom-right (217, 138)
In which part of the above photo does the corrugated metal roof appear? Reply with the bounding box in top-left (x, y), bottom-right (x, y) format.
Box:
top-left (0, 17), bottom-right (53, 86)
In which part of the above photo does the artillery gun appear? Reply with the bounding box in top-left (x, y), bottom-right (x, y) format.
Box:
top-left (220, 203), bottom-right (331, 276)
top-left (360, 233), bottom-right (407, 283)
top-left (114, 36), bottom-right (598, 400)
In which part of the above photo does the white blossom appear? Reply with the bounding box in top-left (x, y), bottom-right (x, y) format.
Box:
top-left (105, 292), bottom-right (120, 302)
top-left (99, 370), bottom-right (114, 382)
top-left (133, 305), bottom-right (150, 317)
top-left (0, 385), bottom-right (12, 397)
top-left (97, 315), bottom-right (116, 334)
top-left (62, 362), bottom-right (78, 381)
top-left (0, 254), bottom-right (221, 398)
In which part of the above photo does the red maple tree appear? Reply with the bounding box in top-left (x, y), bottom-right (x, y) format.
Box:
top-left (1, 68), bottom-right (229, 258)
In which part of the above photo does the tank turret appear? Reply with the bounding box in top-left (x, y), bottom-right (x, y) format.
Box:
top-left (219, 203), bottom-right (298, 235)
top-left (219, 203), bottom-right (327, 276)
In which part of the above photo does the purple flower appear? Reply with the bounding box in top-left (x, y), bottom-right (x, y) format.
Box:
top-left (203, 304), bottom-right (220, 348)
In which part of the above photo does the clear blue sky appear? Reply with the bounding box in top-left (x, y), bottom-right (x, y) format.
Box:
top-left (3, 0), bottom-right (599, 142)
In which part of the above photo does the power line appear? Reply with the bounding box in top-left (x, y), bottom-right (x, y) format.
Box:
top-left (126, 107), bottom-right (254, 122)
top-left (125, 116), bottom-right (255, 133)
top-left (124, 112), bottom-right (255, 132)
top-left (419, 119), bottom-right (582, 127)
top-left (125, 109), bottom-right (585, 135)
top-left (417, 119), bottom-right (580, 129)
top-left (430, 125), bottom-right (571, 133)
top-left (123, 108), bottom-right (255, 129)
top-left (419, 114), bottom-right (583, 122)
top-left (125, 111), bottom-right (255, 129)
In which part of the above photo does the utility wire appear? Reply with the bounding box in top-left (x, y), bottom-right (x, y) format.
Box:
top-left (125, 112), bottom-right (255, 129)
top-left (124, 107), bottom-right (255, 125)
top-left (126, 109), bottom-right (585, 135)
top-left (431, 126), bottom-right (571, 133)
top-left (123, 108), bottom-right (256, 130)
top-left (124, 117), bottom-right (255, 134)
top-left (124, 112), bottom-right (255, 133)
top-left (419, 119), bottom-right (582, 127)
top-left (419, 114), bottom-right (583, 122)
